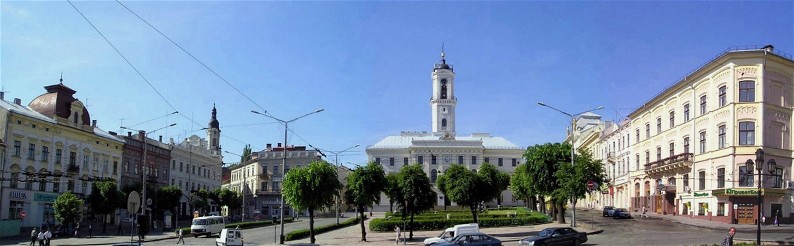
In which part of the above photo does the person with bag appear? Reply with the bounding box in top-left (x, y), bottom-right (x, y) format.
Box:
top-left (30, 227), bottom-right (37, 246)
top-left (36, 230), bottom-right (44, 246)
top-left (175, 228), bottom-right (185, 245)
top-left (44, 228), bottom-right (52, 246)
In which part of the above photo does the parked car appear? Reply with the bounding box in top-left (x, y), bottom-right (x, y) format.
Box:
top-left (602, 206), bottom-right (615, 217)
top-left (424, 223), bottom-right (480, 245)
top-left (216, 229), bottom-right (244, 246)
top-left (52, 224), bottom-right (70, 238)
top-left (519, 227), bottom-right (587, 246)
top-left (613, 208), bottom-right (632, 219)
top-left (436, 232), bottom-right (502, 246)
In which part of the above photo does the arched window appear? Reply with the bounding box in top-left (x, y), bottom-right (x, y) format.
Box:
top-left (441, 119), bottom-right (447, 129)
top-left (440, 79), bottom-right (448, 99)
top-left (73, 112), bottom-right (79, 124)
top-left (430, 169), bottom-right (438, 182)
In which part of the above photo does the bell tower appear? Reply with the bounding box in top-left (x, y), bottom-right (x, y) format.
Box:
top-left (431, 47), bottom-right (457, 135)
top-left (207, 104), bottom-right (221, 156)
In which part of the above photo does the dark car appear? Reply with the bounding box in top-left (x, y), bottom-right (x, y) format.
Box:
top-left (436, 232), bottom-right (502, 246)
top-left (613, 208), bottom-right (632, 219)
top-left (519, 227), bottom-right (587, 246)
top-left (602, 206), bottom-right (615, 217)
top-left (52, 224), bottom-right (70, 237)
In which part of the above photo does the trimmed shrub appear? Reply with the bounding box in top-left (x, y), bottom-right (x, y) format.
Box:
top-left (180, 218), bottom-right (295, 235)
top-left (285, 216), bottom-right (365, 241)
top-left (369, 213), bottom-right (547, 232)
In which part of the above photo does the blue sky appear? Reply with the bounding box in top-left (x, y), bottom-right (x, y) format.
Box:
top-left (2, 1), bottom-right (792, 167)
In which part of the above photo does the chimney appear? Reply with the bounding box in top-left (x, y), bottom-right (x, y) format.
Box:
top-left (128, 132), bottom-right (132, 137)
top-left (266, 143), bottom-right (272, 150)
top-left (13, 98), bottom-right (21, 105)
top-left (92, 120), bottom-right (97, 127)
top-left (109, 131), bottom-right (117, 136)
top-left (159, 135), bottom-right (163, 142)
top-left (277, 143), bottom-right (282, 147)
top-left (138, 130), bottom-right (145, 141)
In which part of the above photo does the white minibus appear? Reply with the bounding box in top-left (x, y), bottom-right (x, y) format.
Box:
top-left (191, 216), bottom-right (225, 237)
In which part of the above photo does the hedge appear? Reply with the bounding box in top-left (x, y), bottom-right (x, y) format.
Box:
top-left (369, 214), bottom-right (547, 232)
top-left (178, 218), bottom-right (295, 235)
top-left (285, 215), bottom-right (365, 241)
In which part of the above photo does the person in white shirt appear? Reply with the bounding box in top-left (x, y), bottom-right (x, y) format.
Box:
top-left (44, 229), bottom-right (52, 246)
top-left (37, 231), bottom-right (44, 246)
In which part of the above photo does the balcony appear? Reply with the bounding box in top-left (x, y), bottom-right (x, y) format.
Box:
top-left (606, 152), bottom-right (617, 164)
top-left (645, 153), bottom-right (694, 175)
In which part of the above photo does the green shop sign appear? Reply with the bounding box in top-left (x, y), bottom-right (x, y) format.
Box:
top-left (693, 192), bottom-right (710, 197)
top-left (34, 193), bottom-right (58, 203)
top-left (713, 188), bottom-right (761, 196)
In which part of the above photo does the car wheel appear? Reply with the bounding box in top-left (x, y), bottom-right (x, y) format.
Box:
top-left (574, 239), bottom-right (581, 246)
top-left (194, 234), bottom-right (199, 238)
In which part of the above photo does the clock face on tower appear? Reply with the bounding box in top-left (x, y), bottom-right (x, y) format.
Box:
top-left (443, 155), bottom-right (452, 163)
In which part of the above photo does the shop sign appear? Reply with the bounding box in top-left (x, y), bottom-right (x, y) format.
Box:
top-left (694, 192), bottom-right (710, 197)
top-left (34, 193), bottom-right (58, 202)
top-left (725, 189), bottom-right (758, 196)
top-left (9, 191), bottom-right (27, 200)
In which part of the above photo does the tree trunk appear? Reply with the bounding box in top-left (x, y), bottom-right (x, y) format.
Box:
top-left (470, 206), bottom-right (478, 224)
top-left (309, 208), bottom-right (316, 244)
top-left (556, 203), bottom-right (566, 224)
top-left (359, 206), bottom-right (367, 241)
top-left (539, 195), bottom-right (546, 214)
top-left (389, 199), bottom-right (393, 213)
top-left (409, 213), bottom-right (414, 240)
top-left (102, 214), bottom-right (107, 233)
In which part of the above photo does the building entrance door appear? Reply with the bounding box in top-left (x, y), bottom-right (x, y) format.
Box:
top-left (737, 203), bottom-right (754, 224)
top-left (655, 195), bottom-right (663, 213)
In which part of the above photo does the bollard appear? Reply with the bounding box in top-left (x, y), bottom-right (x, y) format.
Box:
top-left (447, 214), bottom-right (450, 220)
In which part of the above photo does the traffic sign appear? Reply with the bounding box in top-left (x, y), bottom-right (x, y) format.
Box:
top-left (127, 191), bottom-right (141, 214)
top-left (19, 211), bottom-right (26, 219)
top-left (587, 180), bottom-right (595, 190)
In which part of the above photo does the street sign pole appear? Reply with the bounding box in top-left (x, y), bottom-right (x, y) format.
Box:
top-left (128, 191), bottom-right (141, 246)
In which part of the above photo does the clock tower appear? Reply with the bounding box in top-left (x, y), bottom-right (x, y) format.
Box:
top-left (431, 48), bottom-right (457, 135)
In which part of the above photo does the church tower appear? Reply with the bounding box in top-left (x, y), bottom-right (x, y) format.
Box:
top-left (207, 104), bottom-right (221, 156)
top-left (431, 47), bottom-right (457, 135)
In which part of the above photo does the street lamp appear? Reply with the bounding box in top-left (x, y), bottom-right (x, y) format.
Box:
top-left (121, 123), bottom-right (176, 242)
top-left (251, 109), bottom-right (324, 244)
top-left (537, 102), bottom-right (603, 228)
top-left (744, 148), bottom-right (777, 245)
top-left (325, 144), bottom-right (360, 224)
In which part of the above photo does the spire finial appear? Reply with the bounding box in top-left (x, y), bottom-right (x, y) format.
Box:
top-left (60, 72), bottom-right (63, 84)
top-left (440, 43), bottom-right (446, 64)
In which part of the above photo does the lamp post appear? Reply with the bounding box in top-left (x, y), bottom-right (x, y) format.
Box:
top-left (537, 102), bottom-right (603, 227)
top-left (121, 123), bottom-right (176, 243)
top-left (326, 144), bottom-right (360, 224)
top-left (252, 109), bottom-right (324, 244)
top-left (745, 148), bottom-right (777, 245)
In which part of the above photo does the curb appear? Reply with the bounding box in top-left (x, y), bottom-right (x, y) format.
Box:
top-left (57, 236), bottom-right (178, 246)
top-left (735, 239), bottom-right (794, 246)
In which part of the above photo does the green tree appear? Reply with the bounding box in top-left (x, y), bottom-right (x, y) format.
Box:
top-left (344, 162), bottom-right (386, 242)
top-left (435, 173), bottom-right (450, 210)
top-left (384, 173), bottom-right (403, 213)
top-left (477, 163), bottom-right (511, 206)
top-left (397, 164), bottom-right (437, 239)
top-left (194, 189), bottom-right (211, 215)
top-left (87, 180), bottom-right (122, 233)
top-left (524, 142), bottom-right (570, 223)
top-left (556, 149), bottom-right (607, 212)
top-left (158, 186), bottom-right (183, 227)
top-left (510, 163), bottom-right (537, 210)
top-left (283, 160), bottom-right (341, 244)
top-left (440, 164), bottom-right (484, 222)
top-left (240, 144), bottom-right (252, 163)
top-left (54, 191), bottom-right (83, 233)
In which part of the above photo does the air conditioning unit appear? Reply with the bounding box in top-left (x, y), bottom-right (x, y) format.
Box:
top-left (786, 181), bottom-right (794, 190)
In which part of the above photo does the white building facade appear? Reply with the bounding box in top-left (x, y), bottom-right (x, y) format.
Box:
top-left (367, 51), bottom-right (524, 208)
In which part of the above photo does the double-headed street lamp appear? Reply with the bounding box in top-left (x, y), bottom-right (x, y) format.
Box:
top-left (251, 109), bottom-right (324, 244)
top-left (325, 144), bottom-right (360, 224)
top-left (537, 102), bottom-right (603, 228)
top-left (744, 148), bottom-right (777, 245)
top-left (120, 123), bottom-right (176, 240)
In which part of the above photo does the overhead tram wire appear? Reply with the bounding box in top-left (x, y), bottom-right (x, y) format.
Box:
top-left (127, 111), bottom-right (178, 128)
top-left (115, 0), bottom-right (269, 115)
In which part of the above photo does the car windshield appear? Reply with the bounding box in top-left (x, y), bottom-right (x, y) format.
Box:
top-left (192, 219), bottom-right (207, 225)
top-left (538, 229), bottom-right (553, 237)
top-left (617, 208), bottom-right (628, 212)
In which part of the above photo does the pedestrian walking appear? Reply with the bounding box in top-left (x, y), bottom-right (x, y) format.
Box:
top-left (117, 223), bottom-right (123, 235)
top-left (30, 227), bottom-right (38, 246)
top-left (641, 206), bottom-right (648, 218)
top-left (176, 228), bottom-right (185, 245)
top-left (36, 230), bottom-right (44, 246)
top-left (88, 223), bottom-right (93, 238)
top-left (775, 210), bottom-right (781, 226)
top-left (721, 227), bottom-right (736, 246)
top-left (44, 228), bottom-right (51, 246)
top-left (74, 224), bottom-right (80, 238)
top-left (394, 226), bottom-right (401, 244)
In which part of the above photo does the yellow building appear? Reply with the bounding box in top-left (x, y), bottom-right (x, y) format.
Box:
top-left (0, 81), bottom-right (124, 228)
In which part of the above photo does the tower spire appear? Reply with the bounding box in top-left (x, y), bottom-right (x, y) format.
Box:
top-left (441, 43), bottom-right (446, 64)
top-left (60, 72), bottom-right (63, 84)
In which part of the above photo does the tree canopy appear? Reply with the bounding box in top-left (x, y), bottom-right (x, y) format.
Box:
top-left (344, 162), bottom-right (386, 241)
top-left (54, 191), bottom-right (83, 228)
top-left (396, 164), bottom-right (437, 239)
top-left (283, 160), bottom-right (341, 244)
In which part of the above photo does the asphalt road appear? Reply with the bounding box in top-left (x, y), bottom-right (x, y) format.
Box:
top-left (577, 210), bottom-right (726, 245)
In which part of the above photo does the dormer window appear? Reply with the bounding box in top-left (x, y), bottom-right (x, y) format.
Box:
top-left (440, 79), bottom-right (448, 99)
top-left (73, 112), bottom-right (79, 124)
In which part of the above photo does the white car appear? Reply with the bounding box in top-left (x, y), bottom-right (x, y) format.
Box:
top-left (216, 229), bottom-right (244, 246)
top-left (423, 223), bottom-right (479, 246)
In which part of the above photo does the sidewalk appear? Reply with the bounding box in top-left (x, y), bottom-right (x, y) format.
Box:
top-left (287, 212), bottom-right (602, 246)
top-left (0, 224), bottom-right (179, 246)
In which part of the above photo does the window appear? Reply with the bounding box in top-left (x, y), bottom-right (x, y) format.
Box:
top-left (484, 157), bottom-right (490, 164)
top-left (113, 161), bottom-right (118, 174)
top-left (124, 161), bottom-right (129, 173)
top-left (82, 154), bottom-right (89, 169)
top-left (172, 160), bottom-right (175, 170)
top-left (458, 156), bottom-right (464, 164)
top-left (739, 81), bottom-right (755, 102)
top-left (67, 180), bottom-right (74, 192)
top-left (511, 158), bottom-right (517, 167)
top-left (699, 131), bottom-right (706, 154)
top-left (441, 119), bottom-right (447, 129)
top-left (10, 173), bottom-right (19, 189)
top-left (718, 125), bottom-right (726, 149)
top-left (440, 79), bottom-right (448, 99)
top-left (698, 203), bottom-right (705, 216)
top-left (636, 129), bottom-right (640, 142)
top-left (669, 111), bottom-right (675, 128)
top-left (389, 157), bottom-right (394, 166)
top-left (53, 179), bottom-right (60, 193)
top-left (25, 179), bottom-right (32, 190)
top-left (41, 146), bottom-right (49, 161)
top-left (39, 180), bottom-right (46, 191)
top-left (55, 149), bottom-right (62, 163)
top-left (657, 118), bottom-right (662, 134)
top-left (28, 144), bottom-right (35, 160)
top-left (498, 158), bottom-right (503, 166)
top-left (431, 156), bottom-right (437, 165)
top-left (14, 140), bottom-right (22, 157)
top-left (471, 156), bottom-right (477, 165)
top-left (656, 147), bottom-right (661, 161)
top-left (430, 169), bottom-right (438, 182)
top-left (669, 143), bottom-right (675, 157)
top-left (645, 123), bottom-right (650, 139)
top-left (418, 156), bottom-right (424, 164)
top-left (273, 165), bottom-right (279, 176)
top-left (627, 133), bottom-right (630, 146)
top-left (684, 137), bottom-right (690, 153)
top-left (682, 104), bottom-right (690, 122)
top-left (645, 150), bottom-right (649, 164)
top-left (272, 182), bottom-right (280, 192)
top-left (773, 167), bottom-right (784, 188)
top-left (718, 86), bottom-right (727, 107)
top-left (635, 154), bottom-right (640, 170)
top-left (739, 121), bottom-right (755, 145)
top-left (403, 157), bottom-right (408, 166)
top-left (716, 167), bottom-right (726, 188)
top-left (717, 202), bottom-right (725, 216)
top-left (698, 171), bottom-right (705, 190)
top-left (683, 174), bottom-right (689, 189)
top-left (738, 165), bottom-right (754, 187)
top-left (93, 156), bottom-right (99, 171)
top-left (700, 95), bottom-right (707, 115)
